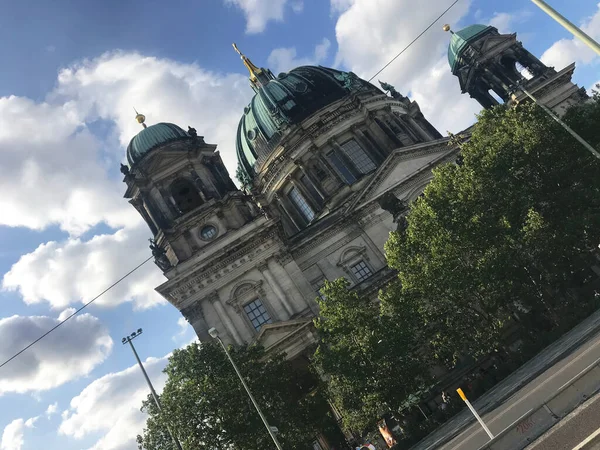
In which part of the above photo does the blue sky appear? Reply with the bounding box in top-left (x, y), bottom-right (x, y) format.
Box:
top-left (0, 1), bottom-right (599, 449)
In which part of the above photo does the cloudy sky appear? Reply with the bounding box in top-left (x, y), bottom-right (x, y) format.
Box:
top-left (0, 0), bottom-right (599, 449)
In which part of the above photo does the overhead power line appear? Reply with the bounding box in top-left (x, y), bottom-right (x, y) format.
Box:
top-left (0, 0), bottom-right (462, 371)
top-left (0, 256), bottom-right (154, 370)
top-left (324, 0), bottom-right (461, 120)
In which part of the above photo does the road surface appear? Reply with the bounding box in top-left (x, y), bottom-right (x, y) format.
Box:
top-left (412, 309), bottom-right (600, 450)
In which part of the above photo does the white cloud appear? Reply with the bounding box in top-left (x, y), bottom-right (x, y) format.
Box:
top-left (0, 96), bottom-right (138, 236)
top-left (3, 222), bottom-right (165, 310)
top-left (291, 0), bottom-right (303, 13)
top-left (224, 0), bottom-right (288, 33)
top-left (53, 51), bottom-right (250, 178)
top-left (59, 355), bottom-right (169, 450)
top-left (45, 403), bottom-right (59, 418)
top-left (487, 10), bottom-right (532, 34)
top-left (0, 314), bottom-right (112, 395)
top-left (541, 3), bottom-right (600, 70)
top-left (489, 12), bottom-right (514, 34)
top-left (332, 0), bottom-right (480, 133)
top-left (267, 38), bottom-right (332, 74)
top-left (2, 51), bottom-right (255, 312)
top-left (0, 417), bottom-right (37, 450)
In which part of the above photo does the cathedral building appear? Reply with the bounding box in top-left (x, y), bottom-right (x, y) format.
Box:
top-left (122, 24), bottom-right (587, 364)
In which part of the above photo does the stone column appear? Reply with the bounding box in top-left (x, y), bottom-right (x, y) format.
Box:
top-left (366, 114), bottom-right (397, 149)
top-left (330, 138), bottom-right (361, 178)
top-left (406, 115), bottom-right (430, 141)
top-left (351, 126), bottom-right (387, 162)
top-left (274, 251), bottom-right (318, 315)
top-left (208, 292), bottom-right (243, 345)
top-left (287, 175), bottom-right (319, 212)
top-left (180, 301), bottom-right (209, 341)
top-left (258, 260), bottom-right (293, 319)
top-left (274, 192), bottom-right (302, 231)
top-left (295, 162), bottom-right (326, 201)
top-left (157, 185), bottom-right (181, 217)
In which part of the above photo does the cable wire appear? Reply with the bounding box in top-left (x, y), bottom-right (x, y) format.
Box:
top-left (0, 256), bottom-right (154, 370)
top-left (366, 0), bottom-right (460, 83)
top-left (313, 0), bottom-right (461, 125)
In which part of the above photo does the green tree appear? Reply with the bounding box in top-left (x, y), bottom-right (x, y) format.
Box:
top-left (313, 279), bottom-right (429, 433)
top-left (383, 98), bottom-right (600, 367)
top-left (137, 341), bottom-right (335, 450)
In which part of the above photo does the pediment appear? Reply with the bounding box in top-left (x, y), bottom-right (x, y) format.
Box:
top-left (140, 149), bottom-right (191, 176)
top-left (478, 34), bottom-right (515, 54)
top-left (254, 319), bottom-right (316, 357)
top-left (346, 138), bottom-right (457, 212)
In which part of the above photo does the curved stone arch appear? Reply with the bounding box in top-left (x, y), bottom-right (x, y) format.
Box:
top-left (403, 174), bottom-right (434, 204)
top-left (228, 279), bottom-right (265, 306)
top-left (337, 245), bottom-right (368, 267)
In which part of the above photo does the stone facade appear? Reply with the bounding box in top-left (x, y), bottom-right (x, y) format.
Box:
top-left (123, 25), bottom-right (587, 360)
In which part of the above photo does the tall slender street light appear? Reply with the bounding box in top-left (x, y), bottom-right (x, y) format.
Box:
top-left (122, 329), bottom-right (183, 450)
top-left (531, 0), bottom-right (600, 57)
top-left (208, 327), bottom-right (284, 450)
top-left (510, 81), bottom-right (600, 160)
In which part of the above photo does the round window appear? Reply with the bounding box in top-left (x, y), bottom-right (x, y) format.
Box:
top-left (200, 225), bottom-right (217, 241)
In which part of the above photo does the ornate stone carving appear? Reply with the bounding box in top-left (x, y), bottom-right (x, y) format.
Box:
top-left (181, 302), bottom-right (205, 323)
top-left (227, 280), bottom-right (265, 312)
top-left (275, 251), bottom-right (293, 266)
top-left (149, 239), bottom-right (172, 271)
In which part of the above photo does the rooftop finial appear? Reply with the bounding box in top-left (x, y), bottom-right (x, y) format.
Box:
top-left (133, 107), bottom-right (147, 129)
top-left (443, 24), bottom-right (455, 34)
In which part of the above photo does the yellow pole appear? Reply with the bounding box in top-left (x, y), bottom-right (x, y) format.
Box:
top-left (457, 388), bottom-right (495, 440)
top-left (531, 0), bottom-right (600, 56)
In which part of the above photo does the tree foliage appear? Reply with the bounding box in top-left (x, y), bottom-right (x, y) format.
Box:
top-left (313, 279), bottom-right (429, 433)
top-left (137, 342), bottom-right (333, 450)
top-left (383, 98), bottom-right (600, 367)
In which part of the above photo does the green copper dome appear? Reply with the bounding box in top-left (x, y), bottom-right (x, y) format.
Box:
top-left (127, 123), bottom-right (191, 165)
top-left (448, 24), bottom-right (493, 73)
top-left (236, 65), bottom-right (380, 185)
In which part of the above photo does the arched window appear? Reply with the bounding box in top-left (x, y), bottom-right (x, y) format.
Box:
top-left (170, 179), bottom-right (203, 214)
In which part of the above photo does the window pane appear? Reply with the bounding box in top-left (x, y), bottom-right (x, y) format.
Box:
top-left (327, 151), bottom-right (356, 184)
top-left (351, 260), bottom-right (372, 282)
top-left (289, 187), bottom-right (316, 222)
top-left (340, 140), bottom-right (376, 174)
top-left (243, 299), bottom-right (272, 331)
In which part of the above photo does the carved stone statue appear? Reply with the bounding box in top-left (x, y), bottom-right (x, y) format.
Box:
top-left (120, 163), bottom-right (130, 176)
top-left (149, 238), bottom-right (172, 271)
top-left (379, 80), bottom-right (406, 101)
top-left (378, 192), bottom-right (408, 231)
top-left (188, 126), bottom-right (197, 137)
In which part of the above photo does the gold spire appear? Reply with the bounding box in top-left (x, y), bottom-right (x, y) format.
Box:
top-left (133, 107), bottom-right (147, 129)
top-left (232, 42), bottom-right (263, 82)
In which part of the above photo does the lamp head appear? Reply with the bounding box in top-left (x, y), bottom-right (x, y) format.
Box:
top-left (208, 327), bottom-right (219, 339)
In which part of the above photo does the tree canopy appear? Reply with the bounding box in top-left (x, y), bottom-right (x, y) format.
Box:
top-left (313, 279), bottom-right (429, 433)
top-left (137, 342), bottom-right (335, 450)
top-left (383, 97), bottom-right (600, 367)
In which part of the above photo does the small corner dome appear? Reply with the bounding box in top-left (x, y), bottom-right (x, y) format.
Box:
top-left (448, 24), bottom-right (493, 73)
top-left (127, 122), bottom-right (191, 165)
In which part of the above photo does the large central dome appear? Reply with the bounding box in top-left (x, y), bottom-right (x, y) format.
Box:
top-left (235, 63), bottom-right (380, 185)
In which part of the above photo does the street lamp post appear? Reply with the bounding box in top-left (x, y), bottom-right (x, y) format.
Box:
top-left (510, 81), bottom-right (600, 160)
top-left (531, 0), bottom-right (600, 57)
top-left (122, 329), bottom-right (183, 450)
top-left (208, 327), bottom-right (284, 450)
